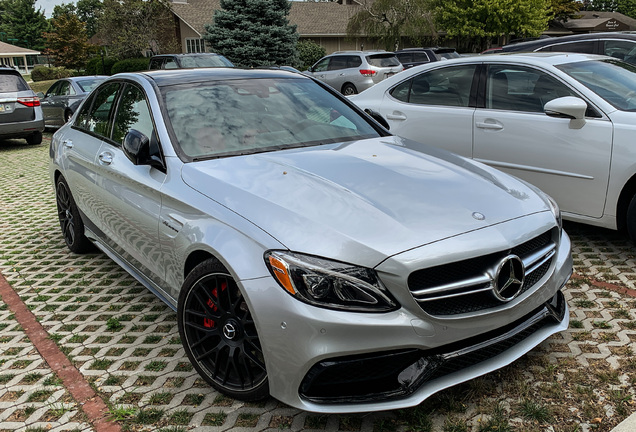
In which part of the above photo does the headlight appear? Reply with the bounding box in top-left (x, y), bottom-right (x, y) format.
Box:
top-left (517, 180), bottom-right (562, 232)
top-left (265, 251), bottom-right (399, 312)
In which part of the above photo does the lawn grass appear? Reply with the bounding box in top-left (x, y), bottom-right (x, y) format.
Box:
top-left (29, 79), bottom-right (56, 94)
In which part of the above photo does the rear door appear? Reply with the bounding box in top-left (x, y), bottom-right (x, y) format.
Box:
top-left (472, 63), bottom-right (613, 218)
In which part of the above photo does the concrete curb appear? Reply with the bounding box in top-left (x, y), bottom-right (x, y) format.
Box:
top-left (611, 412), bottom-right (636, 432)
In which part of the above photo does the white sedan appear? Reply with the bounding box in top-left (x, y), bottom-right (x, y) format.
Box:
top-left (351, 53), bottom-right (636, 241)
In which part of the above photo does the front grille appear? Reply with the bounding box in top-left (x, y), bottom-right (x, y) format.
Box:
top-left (299, 290), bottom-right (566, 404)
top-left (407, 230), bottom-right (555, 316)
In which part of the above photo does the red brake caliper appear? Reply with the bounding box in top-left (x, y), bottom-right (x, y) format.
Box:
top-left (204, 281), bottom-right (227, 328)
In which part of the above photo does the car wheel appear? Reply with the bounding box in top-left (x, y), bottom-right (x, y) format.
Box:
top-left (55, 176), bottom-right (94, 253)
top-left (178, 259), bottom-right (269, 401)
top-left (64, 110), bottom-right (73, 123)
top-left (627, 195), bottom-right (636, 243)
top-left (342, 83), bottom-right (358, 95)
top-left (26, 131), bottom-right (42, 145)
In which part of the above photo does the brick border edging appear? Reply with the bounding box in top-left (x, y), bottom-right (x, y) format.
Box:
top-left (572, 272), bottom-right (636, 298)
top-left (0, 272), bottom-right (120, 432)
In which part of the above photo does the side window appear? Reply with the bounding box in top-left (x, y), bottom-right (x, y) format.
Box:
top-left (603, 40), bottom-right (636, 62)
top-left (539, 41), bottom-right (596, 54)
top-left (59, 81), bottom-right (72, 96)
top-left (46, 82), bottom-right (61, 97)
top-left (328, 56), bottom-right (347, 70)
top-left (347, 56), bottom-right (362, 68)
top-left (74, 93), bottom-right (95, 128)
top-left (84, 83), bottom-right (121, 137)
top-left (486, 65), bottom-right (577, 112)
top-left (112, 84), bottom-right (155, 146)
top-left (412, 52), bottom-right (430, 63)
top-left (149, 58), bottom-right (163, 70)
top-left (396, 53), bottom-right (411, 64)
top-left (390, 65), bottom-right (476, 107)
top-left (312, 58), bottom-right (329, 72)
top-left (164, 58), bottom-right (178, 69)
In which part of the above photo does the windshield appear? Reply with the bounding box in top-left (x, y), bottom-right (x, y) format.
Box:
top-left (557, 59), bottom-right (636, 111)
top-left (161, 77), bottom-right (380, 160)
top-left (179, 54), bottom-right (234, 68)
top-left (77, 78), bottom-right (105, 93)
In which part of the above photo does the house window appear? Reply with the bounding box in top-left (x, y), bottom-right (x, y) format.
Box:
top-left (186, 38), bottom-right (206, 53)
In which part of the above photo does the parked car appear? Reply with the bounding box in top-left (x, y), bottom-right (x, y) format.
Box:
top-left (305, 50), bottom-right (403, 95)
top-left (501, 32), bottom-right (636, 65)
top-left (350, 53), bottom-right (636, 241)
top-left (148, 53), bottom-right (234, 70)
top-left (38, 76), bottom-right (107, 127)
top-left (0, 66), bottom-right (44, 144)
top-left (50, 68), bottom-right (571, 413)
top-left (395, 47), bottom-right (460, 68)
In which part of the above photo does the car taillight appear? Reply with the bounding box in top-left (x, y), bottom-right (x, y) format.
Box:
top-left (17, 97), bottom-right (40, 107)
top-left (359, 69), bottom-right (377, 76)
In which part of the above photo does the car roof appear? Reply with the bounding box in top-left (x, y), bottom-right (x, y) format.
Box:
top-left (118, 67), bottom-right (311, 87)
top-left (329, 50), bottom-right (392, 56)
top-left (151, 53), bottom-right (222, 58)
top-left (413, 51), bottom-right (609, 67)
top-left (502, 31), bottom-right (636, 52)
top-left (395, 47), bottom-right (456, 53)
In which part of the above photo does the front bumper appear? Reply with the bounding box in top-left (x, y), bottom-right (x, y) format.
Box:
top-left (243, 227), bottom-right (571, 413)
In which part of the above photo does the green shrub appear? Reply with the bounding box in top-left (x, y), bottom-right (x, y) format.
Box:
top-left (31, 66), bottom-right (74, 82)
top-left (297, 40), bottom-right (326, 71)
top-left (111, 58), bottom-right (150, 74)
top-left (85, 56), bottom-right (118, 75)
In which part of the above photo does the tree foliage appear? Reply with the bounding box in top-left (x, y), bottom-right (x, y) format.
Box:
top-left (550, 0), bottom-right (581, 21)
top-left (204, 0), bottom-right (299, 67)
top-left (0, 0), bottom-right (48, 50)
top-left (582, 0), bottom-right (636, 18)
top-left (97, 0), bottom-right (179, 59)
top-left (77, 0), bottom-right (104, 39)
top-left (433, 0), bottom-right (551, 41)
top-left (297, 39), bottom-right (325, 70)
top-left (45, 13), bottom-right (91, 70)
top-left (346, 0), bottom-right (436, 50)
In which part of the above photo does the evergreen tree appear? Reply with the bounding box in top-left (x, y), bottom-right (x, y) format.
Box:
top-left (77, 0), bottom-right (104, 39)
top-left (203, 0), bottom-right (298, 68)
top-left (0, 0), bottom-right (48, 50)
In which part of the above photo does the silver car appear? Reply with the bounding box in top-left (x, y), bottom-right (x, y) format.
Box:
top-left (306, 51), bottom-right (403, 95)
top-left (0, 66), bottom-right (44, 144)
top-left (50, 68), bottom-right (571, 413)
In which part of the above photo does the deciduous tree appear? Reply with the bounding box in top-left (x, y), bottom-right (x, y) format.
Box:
top-left (77, 0), bottom-right (104, 39)
top-left (346, 0), bottom-right (437, 50)
top-left (45, 13), bottom-right (91, 70)
top-left (204, 0), bottom-right (299, 67)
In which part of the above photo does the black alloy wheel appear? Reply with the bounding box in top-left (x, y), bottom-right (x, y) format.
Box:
top-left (178, 259), bottom-right (269, 401)
top-left (342, 83), bottom-right (358, 95)
top-left (55, 176), bottom-right (93, 253)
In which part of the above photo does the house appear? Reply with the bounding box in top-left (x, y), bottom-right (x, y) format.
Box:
top-left (0, 41), bottom-right (40, 73)
top-left (546, 11), bottom-right (636, 36)
top-left (167, 0), bottom-right (381, 55)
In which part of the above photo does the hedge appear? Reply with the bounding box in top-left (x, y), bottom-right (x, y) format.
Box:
top-left (31, 66), bottom-right (75, 82)
top-left (110, 58), bottom-right (150, 74)
top-left (85, 56), bottom-right (118, 75)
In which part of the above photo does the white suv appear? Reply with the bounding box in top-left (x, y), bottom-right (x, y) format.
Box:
top-left (306, 51), bottom-right (403, 95)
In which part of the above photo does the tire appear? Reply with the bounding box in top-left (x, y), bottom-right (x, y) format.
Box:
top-left (341, 83), bottom-right (358, 96)
top-left (178, 259), bottom-right (269, 401)
top-left (26, 131), bottom-right (42, 145)
top-left (64, 110), bottom-right (73, 123)
top-left (55, 176), bottom-right (94, 254)
top-left (626, 194), bottom-right (636, 244)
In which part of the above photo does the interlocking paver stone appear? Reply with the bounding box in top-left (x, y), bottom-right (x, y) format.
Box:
top-left (0, 136), bottom-right (635, 431)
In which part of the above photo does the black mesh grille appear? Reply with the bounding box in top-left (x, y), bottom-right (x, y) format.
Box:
top-left (408, 230), bottom-right (554, 316)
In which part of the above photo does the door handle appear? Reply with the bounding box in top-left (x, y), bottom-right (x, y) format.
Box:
top-left (386, 112), bottom-right (407, 121)
top-left (339, 73), bottom-right (345, 76)
top-left (475, 121), bottom-right (504, 130)
top-left (98, 152), bottom-right (113, 165)
top-left (63, 139), bottom-right (73, 148)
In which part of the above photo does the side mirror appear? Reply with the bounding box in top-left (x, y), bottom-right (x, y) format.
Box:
top-left (123, 129), bottom-right (164, 170)
top-left (364, 109), bottom-right (390, 130)
top-left (36, 92), bottom-right (44, 98)
top-left (544, 96), bottom-right (587, 120)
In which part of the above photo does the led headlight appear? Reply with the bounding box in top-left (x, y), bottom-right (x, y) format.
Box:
top-left (265, 251), bottom-right (398, 312)
top-left (518, 180), bottom-right (562, 232)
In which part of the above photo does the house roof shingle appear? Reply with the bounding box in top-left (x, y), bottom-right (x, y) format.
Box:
top-left (0, 41), bottom-right (40, 56)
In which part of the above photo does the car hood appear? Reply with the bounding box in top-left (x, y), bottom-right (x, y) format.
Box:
top-left (181, 136), bottom-right (550, 267)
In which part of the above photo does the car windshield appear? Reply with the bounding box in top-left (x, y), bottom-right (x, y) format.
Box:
top-left (178, 55), bottom-right (234, 68)
top-left (366, 54), bottom-right (401, 67)
top-left (76, 78), bottom-right (105, 93)
top-left (557, 59), bottom-right (636, 111)
top-left (161, 77), bottom-right (380, 160)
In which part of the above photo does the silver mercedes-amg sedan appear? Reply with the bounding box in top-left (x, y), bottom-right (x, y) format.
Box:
top-left (49, 68), bottom-right (572, 413)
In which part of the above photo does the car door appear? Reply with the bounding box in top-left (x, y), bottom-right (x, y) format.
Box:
top-left (92, 82), bottom-right (167, 287)
top-left (374, 63), bottom-right (477, 157)
top-left (473, 64), bottom-right (613, 218)
top-left (59, 82), bottom-right (122, 227)
top-left (323, 55), bottom-right (350, 90)
top-left (309, 57), bottom-right (330, 83)
top-left (41, 81), bottom-right (62, 125)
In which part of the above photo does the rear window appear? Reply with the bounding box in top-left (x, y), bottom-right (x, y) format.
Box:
top-left (367, 54), bottom-right (401, 67)
top-left (178, 55), bottom-right (234, 68)
top-left (0, 73), bottom-right (29, 92)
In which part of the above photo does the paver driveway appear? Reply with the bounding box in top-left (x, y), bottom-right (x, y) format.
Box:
top-left (0, 135), bottom-right (635, 432)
